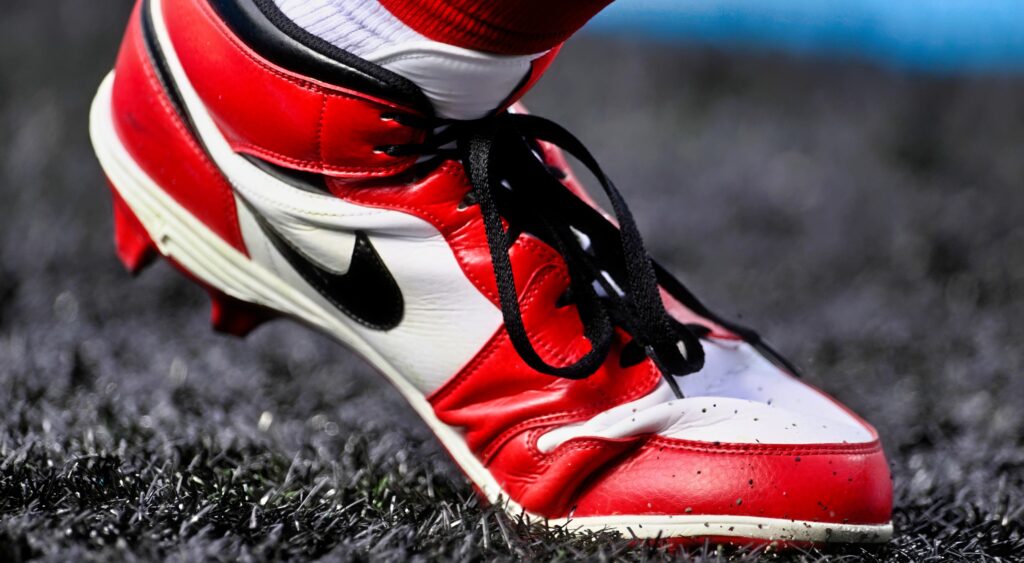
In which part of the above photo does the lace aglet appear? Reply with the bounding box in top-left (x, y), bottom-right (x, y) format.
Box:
top-left (646, 345), bottom-right (686, 399)
top-left (664, 371), bottom-right (685, 399)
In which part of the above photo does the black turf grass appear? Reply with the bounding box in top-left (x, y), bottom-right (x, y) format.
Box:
top-left (1, 1), bottom-right (1023, 561)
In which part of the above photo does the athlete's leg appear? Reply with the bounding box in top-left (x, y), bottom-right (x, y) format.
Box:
top-left (272, 0), bottom-right (613, 117)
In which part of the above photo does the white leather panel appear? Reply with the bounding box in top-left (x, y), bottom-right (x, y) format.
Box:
top-left (537, 339), bottom-right (875, 451)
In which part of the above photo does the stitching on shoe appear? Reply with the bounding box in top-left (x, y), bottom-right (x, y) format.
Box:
top-left (191, 0), bottom-right (420, 176)
top-left (647, 436), bottom-right (882, 456)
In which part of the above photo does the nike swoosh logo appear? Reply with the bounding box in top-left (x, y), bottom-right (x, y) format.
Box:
top-left (140, 2), bottom-right (403, 331)
top-left (243, 198), bottom-right (404, 330)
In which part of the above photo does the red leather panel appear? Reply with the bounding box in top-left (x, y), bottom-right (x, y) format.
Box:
top-left (111, 2), bottom-right (246, 252)
top-left (161, 0), bottom-right (426, 178)
top-left (485, 431), bottom-right (644, 517)
top-left (572, 437), bottom-right (892, 524)
top-left (429, 270), bottom-right (661, 459)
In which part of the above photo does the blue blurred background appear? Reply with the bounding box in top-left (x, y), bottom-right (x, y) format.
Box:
top-left (587, 0), bottom-right (1024, 73)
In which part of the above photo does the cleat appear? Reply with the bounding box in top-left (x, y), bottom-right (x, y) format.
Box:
top-left (111, 188), bottom-right (158, 275)
top-left (208, 289), bottom-right (278, 337)
top-left (89, 0), bottom-right (893, 545)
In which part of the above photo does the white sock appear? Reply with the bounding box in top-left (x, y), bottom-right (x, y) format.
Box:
top-left (273, 0), bottom-right (548, 119)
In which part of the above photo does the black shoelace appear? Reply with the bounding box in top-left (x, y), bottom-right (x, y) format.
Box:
top-left (379, 111), bottom-right (796, 398)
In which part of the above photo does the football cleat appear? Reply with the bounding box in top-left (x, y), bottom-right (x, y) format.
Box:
top-left (90, 0), bottom-right (893, 545)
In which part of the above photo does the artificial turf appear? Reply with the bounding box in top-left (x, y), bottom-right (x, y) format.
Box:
top-left (1, 1), bottom-right (1022, 560)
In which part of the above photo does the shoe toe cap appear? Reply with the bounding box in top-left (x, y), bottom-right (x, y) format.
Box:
top-left (570, 436), bottom-right (892, 526)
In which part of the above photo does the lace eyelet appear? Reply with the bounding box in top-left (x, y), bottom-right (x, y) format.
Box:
top-left (373, 145), bottom-right (401, 157)
top-left (380, 112), bottom-right (424, 128)
top-left (618, 340), bottom-right (647, 368)
top-left (555, 289), bottom-right (574, 309)
top-left (547, 166), bottom-right (567, 180)
top-left (456, 191), bottom-right (478, 211)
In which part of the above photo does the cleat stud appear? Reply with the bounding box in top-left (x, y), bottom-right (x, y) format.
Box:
top-left (208, 290), bottom-right (278, 337)
top-left (106, 184), bottom-right (277, 337)
top-left (110, 189), bottom-right (158, 275)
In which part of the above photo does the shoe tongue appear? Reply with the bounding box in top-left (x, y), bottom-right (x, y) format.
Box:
top-left (366, 43), bottom-right (561, 120)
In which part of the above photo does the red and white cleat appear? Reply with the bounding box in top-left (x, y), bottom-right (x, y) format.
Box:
top-left (90, 0), bottom-right (892, 545)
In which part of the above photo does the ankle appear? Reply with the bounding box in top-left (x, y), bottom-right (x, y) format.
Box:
top-left (269, 0), bottom-right (596, 119)
top-left (375, 0), bottom-right (613, 55)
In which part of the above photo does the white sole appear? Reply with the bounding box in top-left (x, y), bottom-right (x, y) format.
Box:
top-left (89, 73), bottom-right (892, 544)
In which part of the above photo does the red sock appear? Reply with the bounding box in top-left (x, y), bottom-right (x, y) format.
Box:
top-left (376, 0), bottom-right (614, 55)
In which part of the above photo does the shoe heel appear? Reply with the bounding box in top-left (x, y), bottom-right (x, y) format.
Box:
top-left (108, 184), bottom-right (279, 338)
top-left (111, 187), bottom-right (158, 275)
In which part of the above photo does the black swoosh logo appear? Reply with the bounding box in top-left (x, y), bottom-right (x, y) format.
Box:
top-left (244, 200), bottom-right (404, 330)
